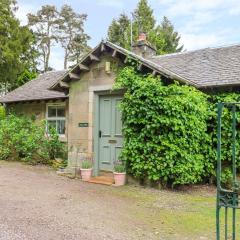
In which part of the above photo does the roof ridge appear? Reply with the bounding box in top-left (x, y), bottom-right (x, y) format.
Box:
top-left (151, 42), bottom-right (240, 59)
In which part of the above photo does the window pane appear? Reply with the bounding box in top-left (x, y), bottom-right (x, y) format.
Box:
top-left (57, 120), bottom-right (65, 134)
top-left (47, 120), bottom-right (56, 133)
top-left (57, 107), bottom-right (65, 117)
top-left (48, 107), bottom-right (56, 117)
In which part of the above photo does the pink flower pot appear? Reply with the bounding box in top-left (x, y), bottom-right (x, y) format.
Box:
top-left (80, 168), bottom-right (92, 181)
top-left (114, 172), bottom-right (126, 186)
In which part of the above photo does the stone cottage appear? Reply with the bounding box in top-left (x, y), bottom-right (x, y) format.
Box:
top-left (1, 36), bottom-right (240, 175)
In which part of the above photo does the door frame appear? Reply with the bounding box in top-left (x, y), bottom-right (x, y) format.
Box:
top-left (93, 90), bottom-right (124, 176)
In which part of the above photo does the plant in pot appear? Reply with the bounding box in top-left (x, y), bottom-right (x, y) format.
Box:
top-left (80, 160), bottom-right (92, 181)
top-left (113, 161), bottom-right (126, 186)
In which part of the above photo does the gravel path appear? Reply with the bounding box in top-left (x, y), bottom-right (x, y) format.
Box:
top-left (0, 162), bottom-right (160, 240)
top-left (0, 223), bottom-right (26, 240)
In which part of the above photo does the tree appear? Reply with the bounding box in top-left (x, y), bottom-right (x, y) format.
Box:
top-left (156, 16), bottom-right (183, 54)
top-left (0, 0), bottom-right (38, 92)
top-left (133, 0), bottom-right (155, 36)
top-left (108, 13), bottom-right (131, 50)
top-left (58, 5), bottom-right (90, 69)
top-left (107, 0), bottom-right (184, 55)
top-left (28, 5), bottom-right (59, 72)
top-left (13, 70), bottom-right (37, 90)
top-left (68, 35), bottom-right (91, 65)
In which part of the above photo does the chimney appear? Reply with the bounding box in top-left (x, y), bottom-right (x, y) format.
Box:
top-left (132, 33), bottom-right (156, 58)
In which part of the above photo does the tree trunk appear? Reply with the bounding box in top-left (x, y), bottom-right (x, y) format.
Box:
top-left (45, 41), bottom-right (51, 72)
top-left (64, 49), bottom-right (68, 69)
top-left (44, 23), bottom-right (51, 72)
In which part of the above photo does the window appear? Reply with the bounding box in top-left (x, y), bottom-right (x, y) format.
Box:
top-left (46, 104), bottom-right (66, 135)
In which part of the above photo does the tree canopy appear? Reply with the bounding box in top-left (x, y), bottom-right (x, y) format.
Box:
top-left (28, 4), bottom-right (90, 71)
top-left (28, 5), bottom-right (59, 72)
top-left (107, 0), bottom-right (183, 54)
top-left (58, 5), bottom-right (90, 69)
top-left (107, 13), bottom-right (131, 50)
top-left (0, 0), bottom-right (38, 92)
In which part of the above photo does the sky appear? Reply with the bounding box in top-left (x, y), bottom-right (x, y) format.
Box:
top-left (16, 0), bottom-right (240, 70)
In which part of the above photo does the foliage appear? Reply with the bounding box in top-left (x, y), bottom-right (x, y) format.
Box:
top-left (114, 66), bottom-right (240, 186)
top-left (27, 4), bottom-right (90, 71)
top-left (68, 35), bottom-right (91, 66)
top-left (28, 5), bottom-right (59, 72)
top-left (207, 92), bottom-right (240, 185)
top-left (13, 69), bottom-right (37, 90)
top-left (0, 0), bottom-right (38, 92)
top-left (81, 160), bottom-right (92, 169)
top-left (45, 126), bottom-right (67, 160)
top-left (58, 4), bottom-right (90, 69)
top-left (0, 115), bottom-right (67, 166)
top-left (0, 106), bottom-right (6, 120)
top-left (133, 0), bottom-right (155, 34)
top-left (107, 0), bottom-right (183, 54)
top-left (208, 93), bottom-right (240, 166)
top-left (152, 16), bottom-right (183, 54)
top-left (51, 158), bottom-right (68, 170)
top-left (220, 167), bottom-right (233, 186)
top-left (114, 162), bottom-right (126, 173)
top-left (114, 67), bottom-right (211, 186)
top-left (108, 14), bottom-right (131, 50)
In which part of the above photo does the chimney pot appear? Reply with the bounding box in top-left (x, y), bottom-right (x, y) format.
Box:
top-left (138, 32), bottom-right (147, 42)
top-left (132, 33), bottom-right (156, 58)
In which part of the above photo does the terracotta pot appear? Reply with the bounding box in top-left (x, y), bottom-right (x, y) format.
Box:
top-left (113, 172), bottom-right (126, 186)
top-left (80, 168), bottom-right (92, 181)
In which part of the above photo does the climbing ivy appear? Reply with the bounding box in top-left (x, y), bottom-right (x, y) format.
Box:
top-left (114, 67), bottom-right (212, 186)
top-left (208, 93), bottom-right (240, 184)
top-left (114, 67), bottom-right (240, 186)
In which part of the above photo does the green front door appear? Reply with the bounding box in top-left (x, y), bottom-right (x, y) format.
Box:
top-left (99, 95), bottom-right (123, 171)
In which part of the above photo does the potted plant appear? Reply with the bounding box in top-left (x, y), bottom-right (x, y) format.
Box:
top-left (80, 160), bottom-right (92, 181)
top-left (113, 162), bottom-right (126, 186)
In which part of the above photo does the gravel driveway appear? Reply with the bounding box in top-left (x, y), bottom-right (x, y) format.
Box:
top-left (0, 161), bottom-right (216, 240)
top-left (0, 161), bottom-right (163, 240)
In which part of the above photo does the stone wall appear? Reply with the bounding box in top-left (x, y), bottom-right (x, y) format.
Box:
top-left (67, 53), bottom-right (121, 171)
top-left (7, 102), bottom-right (46, 122)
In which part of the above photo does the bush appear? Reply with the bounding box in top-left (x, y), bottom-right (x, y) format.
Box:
top-left (45, 127), bottom-right (67, 160)
top-left (0, 114), bottom-right (67, 166)
top-left (114, 67), bottom-right (211, 186)
top-left (0, 106), bottom-right (5, 120)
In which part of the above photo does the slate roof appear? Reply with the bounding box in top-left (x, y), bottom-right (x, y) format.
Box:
top-left (148, 44), bottom-right (240, 88)
top-left (105, 41), bottom-right (192, 85)
top-left (2, 42), bottom-right (240, 104)
top-left (0, 71), bottom-right (67, 103)
top-left (53, 41), bottom-right (240, 90)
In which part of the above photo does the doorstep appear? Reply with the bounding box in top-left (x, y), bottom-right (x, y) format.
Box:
top-left (87, 175), bottom-right (114, 186)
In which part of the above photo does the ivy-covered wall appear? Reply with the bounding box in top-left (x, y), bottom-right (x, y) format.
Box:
top-left (114, 66), bottom-right (240, 186)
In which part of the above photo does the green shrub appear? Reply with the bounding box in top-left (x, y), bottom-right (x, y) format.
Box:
top-left (0, 114), bottom-right (67, 166)
top-left (208, 93), bottom-right (240, 169)
top-left (81, 160), bottom-right (92, 169)
top-left (114, 67), bottom-right (211, 186)
top-left (44, 126), bottom-right (67, 160)
top-left (0, 106), bottom-right (5, 120)
top-left (220, 167), bottom-right (233, 187)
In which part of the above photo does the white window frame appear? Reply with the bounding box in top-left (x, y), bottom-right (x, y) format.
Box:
top-left (46, 103), bottom-right (66, 137)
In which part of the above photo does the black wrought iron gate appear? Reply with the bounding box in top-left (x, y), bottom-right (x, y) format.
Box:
top-left (217, 102), bottom-right (239, 240)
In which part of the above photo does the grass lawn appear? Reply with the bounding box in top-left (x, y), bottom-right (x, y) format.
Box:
top-left (108, 184), bottom-right (240, 239)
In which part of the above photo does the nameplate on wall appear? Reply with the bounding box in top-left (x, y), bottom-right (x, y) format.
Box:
top-left (78, 123), bottom-right (89, 128)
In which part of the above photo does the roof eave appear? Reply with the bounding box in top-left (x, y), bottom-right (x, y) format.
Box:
top-left (50, 40), bottom-right (201, 91)
top-left (0, 96), bottom-right (68, 104)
